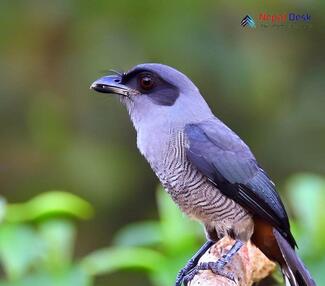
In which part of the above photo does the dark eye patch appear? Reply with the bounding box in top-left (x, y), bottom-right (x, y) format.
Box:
top-left (148, 83), bottom-right (179, 106)
top-left (122, 68), bottom-right (179, 106)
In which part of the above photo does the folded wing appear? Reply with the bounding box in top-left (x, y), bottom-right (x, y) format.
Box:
top-left (184, 119), bottom-right (296, 247)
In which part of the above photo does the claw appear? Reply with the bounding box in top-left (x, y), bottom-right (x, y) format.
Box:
top-left (175, 240), bottom-right (243, 285)
top-left (174, 240), bottom-right (214, 286)
top-left (175, 268), bottom-right (188, 286)
top-left (183, 267), bottom-right (199, 285)
top-left (190, 261), bottom-right (236, 282)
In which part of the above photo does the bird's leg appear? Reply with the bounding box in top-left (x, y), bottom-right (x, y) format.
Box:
top-left (175, 240), bottom-right (214, 286)
top-left (183, 240), bottom-right (244, 285)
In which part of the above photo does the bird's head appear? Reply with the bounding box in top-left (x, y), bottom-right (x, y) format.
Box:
top-left (90, 63), bottom-right (212, 129)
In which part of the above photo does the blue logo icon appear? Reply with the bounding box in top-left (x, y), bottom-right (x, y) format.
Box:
top-left (241, 15), bottom-right (256, 28)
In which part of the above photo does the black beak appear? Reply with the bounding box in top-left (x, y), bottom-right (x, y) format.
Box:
top-left (90, 75), bottom-right (129, 96)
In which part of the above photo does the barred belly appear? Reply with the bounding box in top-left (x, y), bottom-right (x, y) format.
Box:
top-left (154, 130), bottom-right (253, 241)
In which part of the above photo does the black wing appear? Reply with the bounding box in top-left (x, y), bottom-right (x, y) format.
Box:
top-left (184, 119), bottom-right (296, 247)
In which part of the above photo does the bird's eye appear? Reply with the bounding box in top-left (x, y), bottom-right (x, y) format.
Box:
top-left (139, 74), bottom-right (154, 90)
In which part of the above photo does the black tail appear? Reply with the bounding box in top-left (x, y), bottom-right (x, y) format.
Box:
top-left (273, 229), bottom-right (316, 286)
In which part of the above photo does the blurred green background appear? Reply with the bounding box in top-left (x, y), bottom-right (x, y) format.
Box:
top-left (0, 1), bottom-right (324, 285)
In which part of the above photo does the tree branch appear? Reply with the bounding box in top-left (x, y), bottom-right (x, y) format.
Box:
top-left (189, 237), bottom-right (276, 286)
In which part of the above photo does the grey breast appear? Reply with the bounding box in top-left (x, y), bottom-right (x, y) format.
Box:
top-left (155, 129), bottom-right (250, 235)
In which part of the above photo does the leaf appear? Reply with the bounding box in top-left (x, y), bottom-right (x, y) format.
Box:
top-left (5, 191), bottom-right (94, 222)
top-left (286, 173), bottom-right (325, 257)
top-left (80, 247), bottom-right (166, 276)
top-left (113, 221), bottom-right (162, 247)
top-left (0, 266), bottom-right (91, 286)
top-left (0, 224), bottom-right (45, 280)
top-left (38, 219), bottom-right (76, 272)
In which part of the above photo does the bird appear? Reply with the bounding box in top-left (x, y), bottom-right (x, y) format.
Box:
top-left (90, 63), bottom-right (316, 286)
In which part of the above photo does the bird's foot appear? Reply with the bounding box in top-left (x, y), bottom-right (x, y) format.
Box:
top-left (177, 240), bottom-right (243, 285)
top-left (175, 259), bottom-right (197, 286)
top-left (182, 259), bottom-right (235, 285)
top-left (175, 240), bottom-right (214, 286)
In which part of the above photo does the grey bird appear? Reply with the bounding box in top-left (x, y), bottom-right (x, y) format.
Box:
top-left (90, 63), bottom-right (316, 286)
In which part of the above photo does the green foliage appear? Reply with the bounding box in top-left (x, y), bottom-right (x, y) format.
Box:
top-left (6, 192), bottom-right (94, 222)
top-left (0, 188), bottom-right (202, 286)
top-left (0, 191), bottom-right (93, 286)
top-left (0, 224), bottom-right (45, 281)
top-left (81, 188), bottom-right (203, 286)
top-left (286, 174), bottom-right (325, 285)
top-left (0, 175), bottom-right (324, 285)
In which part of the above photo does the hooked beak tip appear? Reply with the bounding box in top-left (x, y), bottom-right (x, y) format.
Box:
top-left (90, 75), bottom-right (129, 96)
